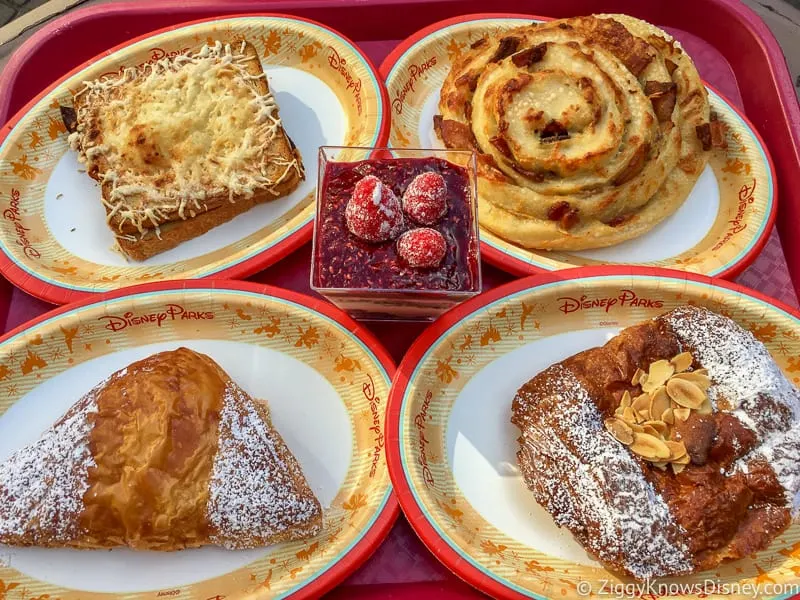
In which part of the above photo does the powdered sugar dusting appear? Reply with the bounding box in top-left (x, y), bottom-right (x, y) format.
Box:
top-left (753, 423), bottom-right (800, 514)
top-left (665, 306), bottom-right (800, 514)
top-left (344, 175), bottom-right (404, 243)
top-left (208, 382), bottom-right (321, 546)
top-left (0, 396), bottom-right (97, 544)
top-left (665, 306), bottom-right (800, 421)
top-left (371, 179), bottom-right (383, 206)
top-left (401, 171), bottom-right (448, 225)
top-left (515, 366), bottom-right (691, 579)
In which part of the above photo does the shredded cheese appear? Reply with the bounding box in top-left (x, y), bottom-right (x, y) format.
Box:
top-left (69, 41), bottom-right (303, 237)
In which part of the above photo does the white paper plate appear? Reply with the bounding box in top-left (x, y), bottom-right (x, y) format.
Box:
top-left (380, 14), bottom-right (775, 279)
top-left (0, 281), bottom-right (396, 600)
top-left (0, 15), bottom-right (389, 303)
top-left (388, 266), bottom-right (800, 600)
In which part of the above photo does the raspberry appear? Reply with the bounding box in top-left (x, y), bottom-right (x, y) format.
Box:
top-left (402, 171), bottom-right (448, 225)
top-left (345, 175), bottom-right (404, 243)
top-left (397, 228), bottom-right (447, 268)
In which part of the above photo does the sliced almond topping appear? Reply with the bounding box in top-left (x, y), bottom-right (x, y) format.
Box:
top-left (671, 462), bottom-right (687, 474)
top-left (670, 352), bottom-right (693, 373)
top-left (649, 387), bottom-right (670, 421)
top-left (674, 453), bottom-right (691, 465)
top-left (629, 432), bottom-right (671, 460)
top-left (632, 393), bottom-right (650, 413)
top-left (674, 407), bottom-right (691, 422)
top-left (605, 417), bottom-right (634, 445)
top-left (647, 359), bottom-right (675, 389)
top-left (696, 398), bottom-right (713, 415)
top-left (666, 378), bottom-right (706, 409)
top-left (618, 357), bottom-right (712, 458)
top-left (671, 371), bottom-right (711, 391)
top-left (666, 440), bottom-right (687, 460)
top-left (623, 406), bottom-right (638, 423)
top-left (641, 424), bottom-right (661, 438)
top-left (638, 372), bottom-right (649, 388)
top-left (642, 420), bottom-right (668, 437)
top-left (631, 368), bottom-right (645, 386)
top-left (641, 378), bottom-right (659, 394)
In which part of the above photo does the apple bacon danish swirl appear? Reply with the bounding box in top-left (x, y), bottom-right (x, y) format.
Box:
top-left (0, 348), bottom-right (322, 550)
top-left (435, 15), bottom-right (721, 250)
top-left (511, 306), bottom-right (800, 579)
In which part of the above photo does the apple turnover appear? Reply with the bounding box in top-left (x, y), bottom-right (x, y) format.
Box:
top-left (512, 306), bottom-right (800, 579)
top-left (436, 14), bottom-right (721, 250)
top-left (0, 348), bottom-right (322, 550)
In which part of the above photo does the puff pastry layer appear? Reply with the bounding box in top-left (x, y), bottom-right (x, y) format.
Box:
top-left (511, 306), bottom-right (800, 579)
top-left (0, 348), bottom-right (322, 550)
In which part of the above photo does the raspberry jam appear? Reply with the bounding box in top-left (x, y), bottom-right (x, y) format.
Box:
top-left (313, 157), bottom-right (479, 291)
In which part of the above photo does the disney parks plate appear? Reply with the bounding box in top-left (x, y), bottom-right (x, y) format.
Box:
top-left (380, 15), bottom-right (776, 280)
top-left (0, 15), bottom-right (389, 304)
top-left (388, 266), bottom-right (800, 600)
top-left (0, 281), bottom-right (396, 599)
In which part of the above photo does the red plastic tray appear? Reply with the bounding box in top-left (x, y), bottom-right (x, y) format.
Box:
top-left (1, 1), bottom-right (799, 598)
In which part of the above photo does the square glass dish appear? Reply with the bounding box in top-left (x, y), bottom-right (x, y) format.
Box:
top-left (311, 147), bottom-right (482, 321)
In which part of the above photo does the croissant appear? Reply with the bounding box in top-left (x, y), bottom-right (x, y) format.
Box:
top-left (511, 306), bottom-right (800, 579)
top-left (436, 14), bottom-right (714, 250)
top-left (0, 348), bottom-right (322, 550)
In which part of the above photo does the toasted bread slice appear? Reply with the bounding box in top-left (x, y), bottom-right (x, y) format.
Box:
top-left (67, 41), bottom-right (304, 260)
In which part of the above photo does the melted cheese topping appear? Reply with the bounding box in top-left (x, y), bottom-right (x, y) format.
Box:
top-left (69, 41), bottom-right (302, 235)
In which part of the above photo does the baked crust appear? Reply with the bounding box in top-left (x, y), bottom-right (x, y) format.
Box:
top-left (67, 41), bottom-right (304, 261)
top-left (436, 14), bottom-right (711, 250)
top-left (511, 306), bottom-right (799, 579)
top-left (114, 184), bottom-right (297, 261)
top-left (0, 348), bottom-right (322, 550)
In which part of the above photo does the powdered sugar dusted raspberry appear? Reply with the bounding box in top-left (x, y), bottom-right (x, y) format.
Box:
top-left (0, 394), bottom-right (98, 545)
top-left (515, 365), bottom-right (692, 579)
top-left (402, 171), bottom-right (448, 225)
top-left (345, 175), bottom-right (404, 242)
top-left (208, 381), bottom-right (321, 547)
top-left (397, 227), bottom-right (447, 268)
top-left (664, 306), bottom-right (800, 514)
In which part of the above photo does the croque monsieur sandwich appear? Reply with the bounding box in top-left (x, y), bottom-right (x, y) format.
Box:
top-left (63, 41), bottom-right (304, 261)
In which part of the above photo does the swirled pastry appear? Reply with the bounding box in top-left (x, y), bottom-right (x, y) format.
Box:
top-left (436, 15), bottom-right (718, 250)
top-left (511, 306), bottom-right (800, 579)
top-left (0, 348), bottom-right (322, 550)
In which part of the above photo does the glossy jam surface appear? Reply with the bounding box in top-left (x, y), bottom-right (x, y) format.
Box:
top-left (314, 157), bottom-right (479, 291)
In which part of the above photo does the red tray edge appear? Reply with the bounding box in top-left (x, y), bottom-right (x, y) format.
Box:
top-left (0, 0), bottom-right (798, 306)
top-left (0, 2), bottom-right (796, 597)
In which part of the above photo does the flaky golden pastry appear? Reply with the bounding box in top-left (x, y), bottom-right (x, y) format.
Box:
top-left (0, 348), bottom-right (322, 550)
top-left (436, 14), bottom-right (714, 250)
top-left (511, 306), bottom-right (800, 579)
